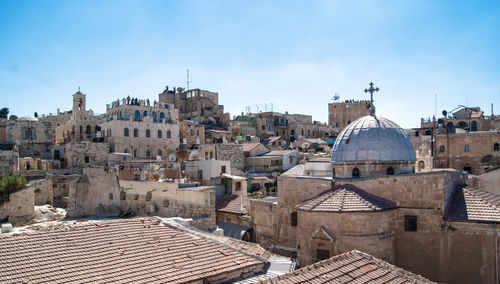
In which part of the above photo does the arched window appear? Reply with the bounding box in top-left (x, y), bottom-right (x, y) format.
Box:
top-left (157, 149), bottom-right (162, 156)
top-left (463, 163), bottom-right (472, 173)
top-left (471, 121), bottom-right (478, 131)
top-left (494, 143), bottom-right (499, 151)
top-left (146, 149), bottom-right (151, 157)
top-left (152, 112), bottom-right (157, 121)
top-left (210, 152), bottom-right (213, 159)
top-left (347, 120), bottom-right (351, 125)
top-left (86, 125), bottom-right (91, 134)
top-left (134, 128), bottom-right (139, 137)
top-left (134, 110), bottom-right (140, 120)
top-left (301, 129), bottom-right (304, 136)
top-left (457, 121), bottom-right (467, 129)
top-left (95, 125), bottom-right (99, 133)
top-left (386, 167), bottom-right (395, 175)
top-left (464, 144), bottom-right (470, 152)
top-left (160, 112), bottom-right (165, 120)
top-left (167, 130), bottom-right (171, 138)
top-left (158, 130), bottom-right (162, 138)
top-left (190, 129), bottom-right (194, 136)
top-left (196, 129), bottom-right (199, 136)
top-left (124, 128), bottom-right (129, 137)
top-left (133, 149), bottom-right (138, 158)
top-left (352, 168), bottom-right (360, 178)
top-left (124, 148), bottom-right (129, 153)
top-left (291, 129), bottom-right (295, 136)
top-left (415, 131), bottom-right (419, 137)
top-left (143, 110), bottom-right (147, 117)
top-left (79, 125), bottom-right (83, 134)
top-left (439, 145), bottom-right (445, 152)
top-left (146, 129), bottom-right (151, 138)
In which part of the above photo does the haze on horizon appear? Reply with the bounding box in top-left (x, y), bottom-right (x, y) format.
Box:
top-left (1, 0), bottom-right (499, 128)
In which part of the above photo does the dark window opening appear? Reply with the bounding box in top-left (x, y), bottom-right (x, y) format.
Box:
top-left (386, 167), bottom-right (394, 175)
top-left (316, 249), bottom-right (330, 261)
top-left (291, 211), bottom-right (298, 227)
top-left (84, 156), bottom-right (90, 163)
top-left (494, 143), bottom-right (499, 151)
top-left (464, 164), bottom-right (472, 173)
top-left (404, 215), bottom-right (417, 232)
top-left (439, 145), bottom-right (445, 152)
top-left (352, 167), bottom-right (360, 178)
top-left (134, 128), bottom-right (139, 137)
top-left (221, 165), bottom-right (226, 174)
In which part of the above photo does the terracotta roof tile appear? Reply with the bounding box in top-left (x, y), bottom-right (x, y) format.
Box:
top-left (216, 195), bottom-right (250, 215)
top-left (257, 250), bottom-right (434, 283)
top-left (0, 218), bottom-right (266, 283)
top-left (296, 184), bottom-right (397, 213)
top-left (445, 186), bottom-right (500, 223)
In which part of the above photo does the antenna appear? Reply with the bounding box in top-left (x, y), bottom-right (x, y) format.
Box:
top-left (434, 94), bottom-right (437, 118)
top-left (186, 69), bottom-right (192, 91)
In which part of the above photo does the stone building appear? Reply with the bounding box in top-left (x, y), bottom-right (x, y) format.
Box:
top-left (6, 116), bottom-right (53, 159)
top-left (55, 90), bottom-right (101, 145)
top-left (251, 103), bottom-right (500, 283)
top-left (255, 111), bottom-right (334, 142)
top-left (159, 87), bottom-right (230, 130)
top-left (328, 100), bottom-right (370, 131)
top-left (179, 120), bottom-right (204, 146)
top-left (64, 141), bottom-right (109, 168)
top-left (421, 106), bottom-right (500, 133)
top-left (433, 130), bottom-right (500, 175)
top-left (99, 95), bottom-right (180, 161)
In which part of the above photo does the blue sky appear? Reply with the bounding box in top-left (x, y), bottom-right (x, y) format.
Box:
top-left (1, 0), bottom-right (499, 128)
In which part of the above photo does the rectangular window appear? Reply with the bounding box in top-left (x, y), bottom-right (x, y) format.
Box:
top-left (221, 165), bottom-right (226, 174)
top-left (404, 215), bottom-right (417, 232)
top-left (235, 181), bottom-right (241, 191)
top-left (291, 211), bottom-right (297, 227)
top-left (84, 156), bottom-right (90, 163)
top-left (316, 249), bottom-right (330, 261)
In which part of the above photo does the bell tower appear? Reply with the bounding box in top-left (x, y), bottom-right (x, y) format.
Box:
top-left (73, 87), bottom-right (86, 120)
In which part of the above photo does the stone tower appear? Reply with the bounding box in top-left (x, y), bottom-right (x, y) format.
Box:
top-left (73, 90), bottom-right (86, 121)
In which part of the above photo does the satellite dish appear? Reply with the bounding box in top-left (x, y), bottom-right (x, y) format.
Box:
top-left (442, 110), bottom-right (447, 117)
top-left (168, 153), bottom-right (177, 162)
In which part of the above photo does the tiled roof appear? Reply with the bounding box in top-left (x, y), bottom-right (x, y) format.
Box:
top-left (445, 186), bottom-right (500, 223)
top-left (242, 142), bottom-right (263, 152)
top-left (296, 184), bottom-right (397, 212)
top-left (216, 195), bottom-right (250, 215)
top-left (258, 250), bottom-right (434, 283)
top-left (268, 136), bottom-right (282, 143)
top-left (0, 218), bottom-right (265, 284)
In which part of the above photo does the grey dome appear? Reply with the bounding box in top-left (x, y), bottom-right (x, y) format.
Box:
top-left (331, 115), bottom-right (416, 162)
top-left (18, 116), bottom-right (39, 122)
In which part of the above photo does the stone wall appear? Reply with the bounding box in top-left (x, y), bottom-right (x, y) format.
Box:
top-left (249, 198), bottom-right (277, 248)
top-left (217, 144), bottom-right (245, 169)
top-left (275, 175), bottom-right (333, 248)
top-left (0, 150), bottom-right (18, 174)
top-left (474, 168), bottom-right (500, 194)
top-left (328, 100), bottom-right (370, 131)
top-left (296, 210), bottom-right (396, 266)
top-left (65, 141), bottom-right (109, 168)
top-left (66, 167), bottom-right (216, 227)
top-left (0, 187), bottom-right (35, 226)
top-left (434, 131), bottom-right (500, 175)
top-left (31, 178), bottom-right (53, 206)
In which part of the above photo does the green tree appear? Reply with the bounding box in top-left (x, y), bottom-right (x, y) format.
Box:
top-left (0, 107), bottom-right (9, 119)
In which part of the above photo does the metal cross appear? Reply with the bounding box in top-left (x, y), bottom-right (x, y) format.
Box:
top-left (364, 82), bottom-right (379, 105)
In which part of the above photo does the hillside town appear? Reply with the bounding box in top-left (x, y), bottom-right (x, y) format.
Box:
top-left (1, 82), bottom-right (499, 283)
